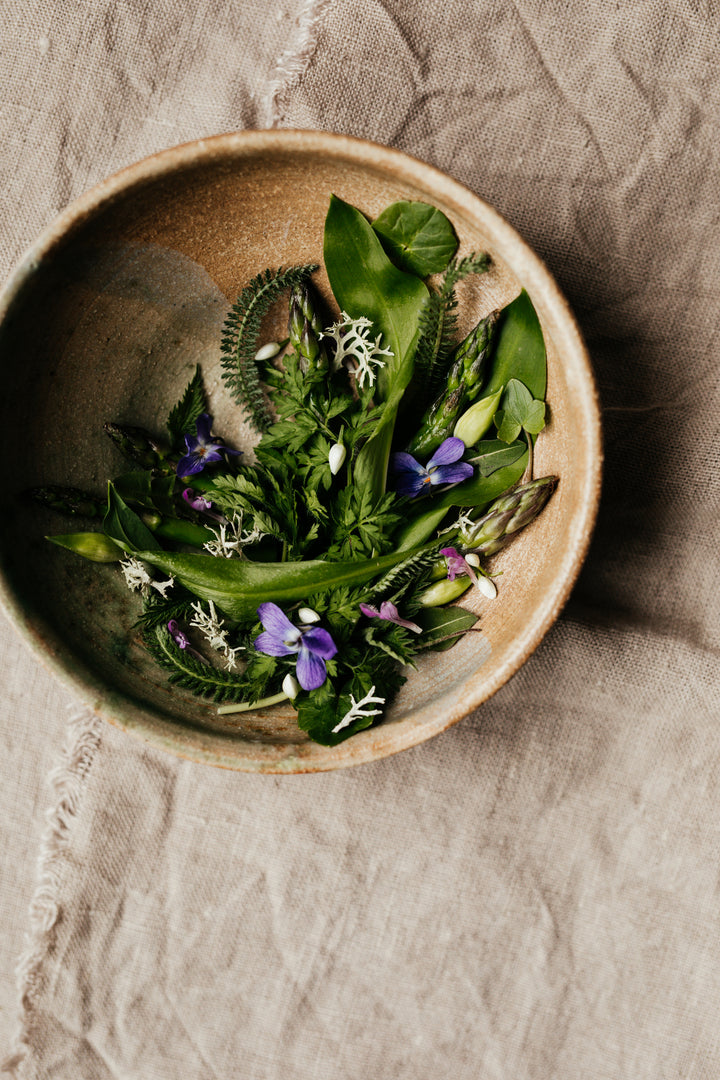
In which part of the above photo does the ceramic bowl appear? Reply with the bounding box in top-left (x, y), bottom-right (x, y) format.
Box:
top-left (0, 130), bottom-right (601, 772)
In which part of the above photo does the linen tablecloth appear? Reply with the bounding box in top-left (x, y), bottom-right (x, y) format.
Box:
top-left (2, 2), bottom-right (720, 1077)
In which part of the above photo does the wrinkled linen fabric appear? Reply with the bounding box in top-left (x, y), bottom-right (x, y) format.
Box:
top-left (2, 1), bottom-right (720, 1078)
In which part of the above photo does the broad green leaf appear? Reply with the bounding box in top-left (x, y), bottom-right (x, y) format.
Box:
top-left (324, 195), bottom-right (429, 500)
top-left (494, 409), bottom-right (522, 444)
top-left (469, 439), bottom-right (527, 476)
top-left (104, 483), bottom-right (161, 552)
top-left (484, 289), bottom-right (547, 401)
top-left (372, 201), bottom-right (459, 276)
top-left (414, 606), bottom-right (480, 650)
top-left (134, 543), bottom-right (429, 621)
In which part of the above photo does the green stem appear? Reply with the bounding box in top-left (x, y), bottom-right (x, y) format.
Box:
top-left (217, 691), bottom-right (289, 715)
top-left (149, 517), bottom-right (216, 547)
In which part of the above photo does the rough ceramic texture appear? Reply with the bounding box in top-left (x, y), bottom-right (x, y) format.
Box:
top-left (0, 130), bottom-right (601, 771)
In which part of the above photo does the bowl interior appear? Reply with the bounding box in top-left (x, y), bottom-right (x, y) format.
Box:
top-left (0, 132), bottom-right (600, 771)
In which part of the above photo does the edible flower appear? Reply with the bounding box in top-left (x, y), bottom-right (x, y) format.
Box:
top-left (176, 414), bottom-right (242, 477)
top-left (440, 546), bottom-right (497, 599)
top-left (167, 619), bottom-right (205, 663)
top-left (182, 488), bottom-right (214, 513)
top-left (391, 437), bottom-right (473, 498)
top-left (254, 602), bottom-right (338, 691)
top-left (359, 600), bottom-right (422, 634)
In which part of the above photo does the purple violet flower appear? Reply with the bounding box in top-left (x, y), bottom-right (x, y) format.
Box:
top-left (440, 547), bottom-right (497, 599)
top-left (391, 437), bottom-right (473, 497)
top-left (167, 620), bottom-right (206, 662)
top-left (176, 414), bottom-right (242, 477)
top-left (182, 487), bottom-right (214, 512)
top-left (254, 602), bottom-right (337, 691)
top-left (359, 600), bottom-right (422, 634)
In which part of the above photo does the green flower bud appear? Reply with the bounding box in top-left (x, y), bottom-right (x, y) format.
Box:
top-left (416, 576), bottom-right (473, 608)
top-left (47, 532), bottom-right (123, 563)
top-left (453, 386), bottom-right (503, 447)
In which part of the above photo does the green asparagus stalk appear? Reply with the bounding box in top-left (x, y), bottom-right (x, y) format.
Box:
top-left (460, 476), bottom-right (558, 555)
top-left (406, 308), bottom-right (502, 458)
top-left (288, 283), bottom-right (329, 372)
top-left (28, 485), bottom-right (104, 518)
top-left (104, 423), bottom-right (168, 471)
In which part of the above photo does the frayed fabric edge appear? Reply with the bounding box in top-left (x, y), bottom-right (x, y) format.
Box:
top-left (2, 708), bottom-right (102, 1079)
top-left (265, 0), bottom-right (334, 127)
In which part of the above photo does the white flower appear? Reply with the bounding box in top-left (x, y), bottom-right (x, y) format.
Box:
top-left (320, 312), bottom-right (393, 389)
top-left (297, 607), bottom-right (321, 625)
top-left (328, 442), bottom-right (346, 475)
top-left (332, 685), bottom-right (386, 734)
top-left (120, 556), bottom-right (174, 598)
top-left (282, 673), bottom-right (300, 699)
top-left (190, 599), bottom-right (244, 671)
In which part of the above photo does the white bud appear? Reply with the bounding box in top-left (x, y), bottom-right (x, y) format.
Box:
top-left (255, 341), bottom-right (282, 362)
top-left (328, 442), bottom-right (346, 475)
top-left (282, 673), bottom-right (300, 699)
top-left (465, 553), bottom-right (481, 568)
top-left (475, 574), bottom-right (497, 600)
top-left (298, 607), bottom-right (320, 624)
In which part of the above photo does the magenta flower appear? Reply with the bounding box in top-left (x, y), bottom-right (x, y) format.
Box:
top-left (359, 600), bottom-right (422, 634)
top-left (391, 437), bottom-right (473, 497)
top-left (176, 414), bottom-right (242, 477)
top-left (182, 487), bottom-right (214, 512)
top-left (167, 620), bottom-right (206, 662)
top-left (254, 602), bottom-right (337, 691)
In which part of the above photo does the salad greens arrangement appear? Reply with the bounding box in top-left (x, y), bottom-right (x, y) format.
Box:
top-left (35, 195), bottom-right (557, 746)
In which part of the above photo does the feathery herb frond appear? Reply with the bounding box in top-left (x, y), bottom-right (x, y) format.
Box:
top-left (143, 624), bottom-right (252, 703)
top-left (414, 252), bottom-right (490, 403)
top-left (220, 264), bottom-right (317, 432)
top-left (166, 365), bottom-right (208, 450)
top-left (368, 547), bottom-right (439, 602)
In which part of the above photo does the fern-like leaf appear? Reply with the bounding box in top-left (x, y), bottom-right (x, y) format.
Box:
top-left (166, 365), bottom-right (207, 450)
top-left (143, 624), bottom-right (253, 704)
top-left (220, 264), bottom-right (317, 432)
top-left (414, 252), bottom-right (490, 401)
top-left (368, 548), bottom-right (439, 602)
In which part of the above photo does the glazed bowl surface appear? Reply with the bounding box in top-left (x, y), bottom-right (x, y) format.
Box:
top-left (0, 130), bottom-right (601, 772)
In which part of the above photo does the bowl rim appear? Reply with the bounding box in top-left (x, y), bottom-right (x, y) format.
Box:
top-left (0, 129), bottom-right (602, 772)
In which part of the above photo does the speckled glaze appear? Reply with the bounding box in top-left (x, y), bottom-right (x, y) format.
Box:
top-left (0, 131), bottom-right (601, 772)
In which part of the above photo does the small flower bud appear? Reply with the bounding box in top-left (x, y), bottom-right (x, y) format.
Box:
top-left (255, 341), bottom-right (282, 362)
top-left (453, 386), bottom-right (504, 447)
top-left (328, 442), bottom-right (346, 475)
top-left (298, 607), bottom-right (321, 624)
top-left (475, 574), bottom-right (497, 600)
top-left (417, 577), bottom-right (473, 608)
top-left (465, 553), bottom-right (481, 568)
top-left (282, 673), bottom-right (300, 699)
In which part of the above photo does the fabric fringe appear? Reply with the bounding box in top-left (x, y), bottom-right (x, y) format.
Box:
top-left (266, 0), bottom-right (334, 127)
top-left (1, 708), bottom-right (102, 1078)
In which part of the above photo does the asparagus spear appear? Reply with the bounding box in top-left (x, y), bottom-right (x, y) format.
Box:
top-left (103, 423), bottom-right (168, 470)
top-left (460, 476), bottom-right (558, 556)
top-left (288, 282), bottom-right (329, 372)
top-left (28, 484), bottom-right (104, 518)
top-left (406, 308), bottom-right (501, 458)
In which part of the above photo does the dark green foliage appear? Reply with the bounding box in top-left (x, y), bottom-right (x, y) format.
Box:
top-left (166, 365), bottom-right (208, 450)
top-left (220, 264), bottom-right (317, 431)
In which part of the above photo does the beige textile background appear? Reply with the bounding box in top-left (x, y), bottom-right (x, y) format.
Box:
top-left (1, 1), bottom-right (720, 1078)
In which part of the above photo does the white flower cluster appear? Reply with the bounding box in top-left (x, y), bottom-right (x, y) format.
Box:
top-left (332, 685), bottom-right (386, 734)
top-left (120, 556), bottom-right (174, 599)
top-left (189, 600), bottom-right (244, 671)
top-left (202, 512), bottom-right (265, 559)
top-left (320, 312), bottom-right (393, 390)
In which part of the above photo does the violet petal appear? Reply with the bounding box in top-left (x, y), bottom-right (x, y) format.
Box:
top-left (302, 626), bottom-right (338, 660)
top-left (427, 436), bottom-right (466, 468)
top-left (296, 648), bottom-right (327, 691)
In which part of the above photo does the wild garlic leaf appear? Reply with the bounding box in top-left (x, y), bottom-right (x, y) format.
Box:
top-left (324, 195), bottom-right (429, 393)
top-left (166, 365), bottom-right (207, 450)
top-left (494, 378), bottom-right (546, 444)
top-left (414, 606), bottom-right (480, 650)
top-left (372, 201), bottom-right (459, 277)
top-left (104, 483), bottom-right (161, 552)
top-left (469, 439), bottom-right (527, 476)
top-left (484, 289), bottom-right (547, 402)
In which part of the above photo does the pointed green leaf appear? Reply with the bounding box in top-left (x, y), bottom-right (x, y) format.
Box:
top-left (104, 483), bottom-right (161, 552)
top-left (484, 289), bottom-right (547, 401)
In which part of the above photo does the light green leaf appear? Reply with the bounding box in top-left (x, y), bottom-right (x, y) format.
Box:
top-left (484, 289), bottom-right (547, 402)
top-left (494, 378), bottom-right (546, 443)
top-left (104, 483), bottom-right (161, 553)
top-left (414, 606), bottom-right (479, 650)
top-left (372, 201), bottom-right (459, 276)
